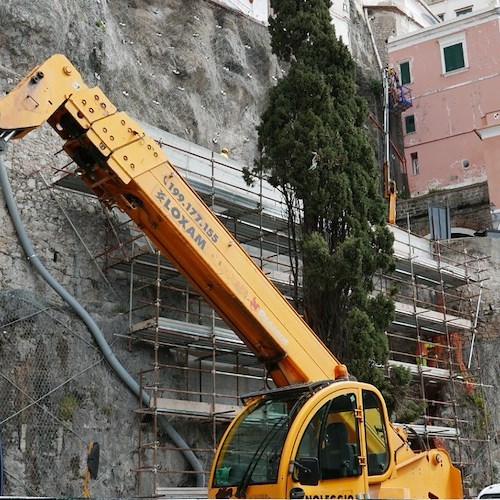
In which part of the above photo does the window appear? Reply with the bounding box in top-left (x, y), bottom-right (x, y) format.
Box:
top-left (213, 394), bottom-right (305, 487)
top-left (444, 43), bottom-right (465, 71)
top-left (295, 393), bottom-right (362, 481)
top-left (320, 394), bottom-right (361, 480)
top-left (440, 34), bottom-right (468, 74)
top-left (456, 6), bottom-right (472, 17)
top-left (296, 405), bottom-right (328, 461)
top-left (363, 390), bottom-right (389, 476)
top-left (405, 114), bottom-right (416, 134)
top-left (295, 392), bottom-right (394, 483)
top-left (399, 61), bottom-right (411, 85)
top-left (411, 152), bottom-right (419, 175)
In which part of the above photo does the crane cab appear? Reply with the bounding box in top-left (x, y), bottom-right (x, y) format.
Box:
top-left (209, 380), bottom-right (393, 499)
top-left (209, 378), bottom-right (463, 499)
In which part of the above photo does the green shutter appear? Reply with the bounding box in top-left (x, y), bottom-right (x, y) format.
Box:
top-left (405, 115), bottom-right (415, 133)
top-left (400, 62), bottom-right (411, 85)
top-left (444, 43), bottom-right (465, 72)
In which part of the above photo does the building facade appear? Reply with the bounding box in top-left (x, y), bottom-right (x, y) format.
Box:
top-left (425, 0), bottom-right (496, 22)
top-left (388, 5), bottom-right (500, 208)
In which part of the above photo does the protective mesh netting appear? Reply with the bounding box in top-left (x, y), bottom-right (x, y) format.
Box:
top-left (0, 288), bottom-right (118, 497)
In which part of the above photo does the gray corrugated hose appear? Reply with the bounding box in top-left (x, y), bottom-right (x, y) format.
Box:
top-left (0, 139), bottom-right (205, 487)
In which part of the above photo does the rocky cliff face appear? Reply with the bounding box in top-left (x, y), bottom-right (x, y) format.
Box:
top-left (1, 0), bottom-right (282, 164)
top-left (0, 1), bottom-right (293, 496)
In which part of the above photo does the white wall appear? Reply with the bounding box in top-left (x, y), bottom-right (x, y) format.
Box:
top-left (212, 0), bottom-right (270, 24)
top-left (213, 0), bottom-right (353, 47)
top-left (331, 0), bottom-right (352, 49)
top-left (364, 0), bottom-right (440, 27)
top-left (426, 0), bottom-right (495, 21)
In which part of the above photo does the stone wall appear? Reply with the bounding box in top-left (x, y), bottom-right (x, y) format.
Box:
top-left (0, 128), bottom-right (153, 497)
top-left (0, 128), bottom-right (122, 304)
top-left (395, 181), bottom-right (492, 236)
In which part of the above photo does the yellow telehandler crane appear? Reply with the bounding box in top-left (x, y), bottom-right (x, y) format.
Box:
top-left (0, 55), bottom-right (463, 499)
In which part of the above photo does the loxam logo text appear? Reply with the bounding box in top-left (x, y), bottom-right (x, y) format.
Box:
top-left (305, 495), bottom-right (355, 499)
top-left (155, 188), bottom-right (207, 250)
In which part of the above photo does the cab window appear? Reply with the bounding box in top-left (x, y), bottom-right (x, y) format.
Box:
top-left (295, 393), bottom-right (361, 480)
top-left (296, 404), bottom-right (327, 461)
top-left (363, 390), bottom-right (389, 476)
top-left (321, 393), bottom-right (361, 479)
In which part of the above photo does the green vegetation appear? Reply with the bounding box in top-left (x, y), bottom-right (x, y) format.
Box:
top-left (59, 393), bottom-right (80, 421)
top-left (102, 404), bottom-right (113, 417)
top-left (465, 391), bottom-right (488, 439)
top-left (387, 364), bottom-right (418, 420)
top-left (112, 303), bottom-right (127, 314)
top-left (427, 188), bottom-right (444, 195)
top-left (467, 391), bottom-right (485, 410)
top-left (249, 0), bottom-right (396, 395)
top-left (396, 399), bottom-right (426, 424)
top-left (367, 77), bottom-right (383, 97)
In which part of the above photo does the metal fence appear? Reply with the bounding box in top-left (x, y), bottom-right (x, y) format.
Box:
top-left (0, 288), bottom-right (136, 497)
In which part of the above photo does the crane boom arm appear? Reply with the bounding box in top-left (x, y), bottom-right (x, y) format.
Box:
top-left (0, 54), bottom-right (341, 386)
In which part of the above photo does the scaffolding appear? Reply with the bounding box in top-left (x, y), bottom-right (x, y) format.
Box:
top-left (56, 124), bottom-right (492, 496)
top-left (84, 125), bottom-right (297, 497)
top-left (379, 224), bottom-right (492, 488)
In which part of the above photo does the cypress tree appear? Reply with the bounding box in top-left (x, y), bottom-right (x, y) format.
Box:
top-left (252, 0), bottom-right (396, 390)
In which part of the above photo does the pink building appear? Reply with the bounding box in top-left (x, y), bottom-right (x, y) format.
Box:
top-left (388, 5), bottom-right (500, 208)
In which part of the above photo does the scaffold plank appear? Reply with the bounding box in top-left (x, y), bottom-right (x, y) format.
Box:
top-left (156, 487), bottom-right (208, 499)
top-left (392, 301), bottom-right (473, 334)
top-left (152, 397), bottom-right (240, 418)
top-left (394, 423), bottom-right (460, 438)
top-left (387, 359), bottom-right (451, 380)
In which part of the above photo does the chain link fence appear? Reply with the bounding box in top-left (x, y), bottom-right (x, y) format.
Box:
top-left (0, 288), bottom-right (137, 497)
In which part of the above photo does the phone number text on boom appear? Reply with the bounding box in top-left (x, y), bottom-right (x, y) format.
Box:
top-left (155, 178), bottom-right (219, 251)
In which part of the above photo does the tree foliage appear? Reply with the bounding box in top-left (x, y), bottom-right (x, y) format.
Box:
top-left (252, 0), bottom-right (396, 389)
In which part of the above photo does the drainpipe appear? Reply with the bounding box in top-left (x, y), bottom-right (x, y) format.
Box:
top-left (0, 139), bottom-right (205, 488)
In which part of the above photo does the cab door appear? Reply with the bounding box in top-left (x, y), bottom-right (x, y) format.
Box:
top-left (286, 390), bottom-right (368, 499)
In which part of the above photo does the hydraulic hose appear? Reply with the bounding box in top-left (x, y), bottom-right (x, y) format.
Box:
top-left (0, 140), bottom-right (205, 487)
